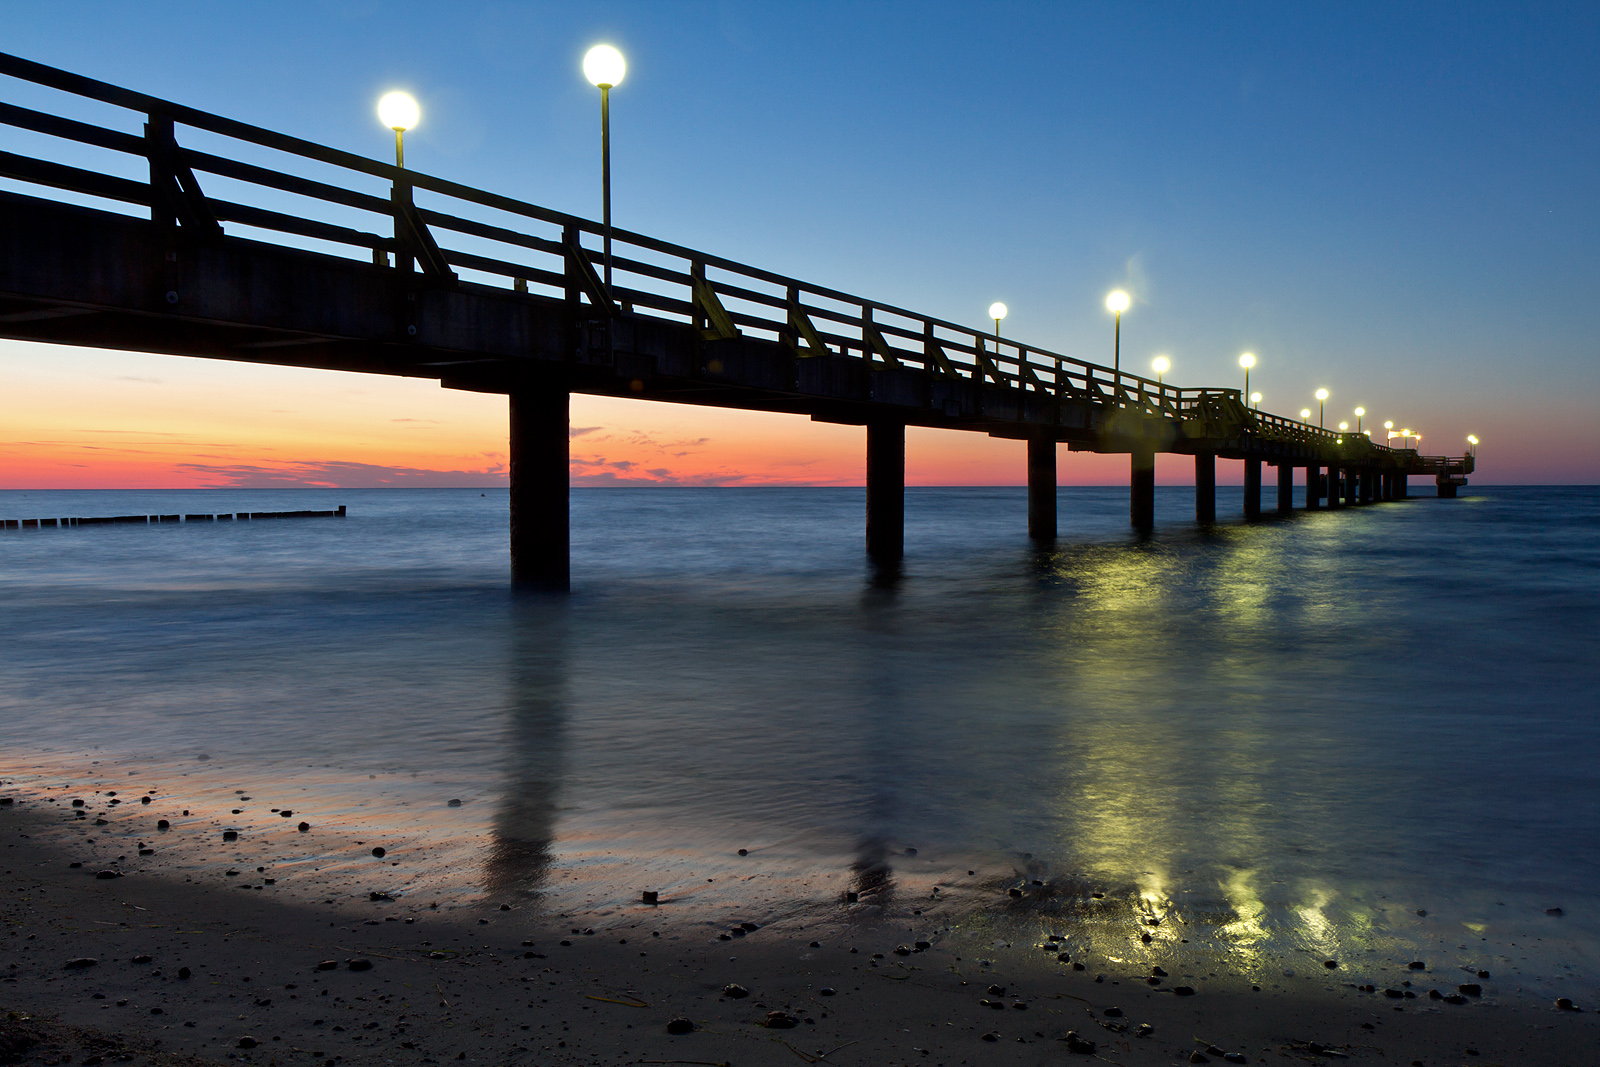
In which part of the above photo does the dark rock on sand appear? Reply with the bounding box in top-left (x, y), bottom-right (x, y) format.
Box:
top-left (762, 1011), bottom-right (799, 1029)
top-left (316, 960), bottom-right (338, 970)
top-left (236, 1037), bottom-right (257, 1049)
top-left (641, 890), bottom-right (658, 904)
top-left (94, 871), bottom-right (120, 880)
top-left (1172, 986), bottom-right (1196, 996)
top-left (1101, 1007), bottom-right (1122, 1018)
top-left (1064, 1031), bottom-right (1096, 1054)
top-left (1459, 983), bottom-right (1482, 996)
top-left (131, 954), bottom-right (152, 964)
top-left (63, 958), bottom-right (98, 970)
top-left (371, 847), bottom-right (386, 858)
top-left (721, 983), bottom-right (749, 999)
top-left (297, 822), bottom-right (310, 832)
top-left (346, 958), bottom-right (373, 971)
top-left (665, 1017), bottom-right (694, 1034)
top-left (1324, 959), bottom-right (1339, 968)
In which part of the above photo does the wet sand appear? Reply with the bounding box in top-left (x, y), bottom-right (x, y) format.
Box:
top-left (4, 799), bottom-right (1595, 1067)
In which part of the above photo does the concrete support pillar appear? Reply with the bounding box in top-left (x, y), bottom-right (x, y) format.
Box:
top-left (1326, 467), bottom-right (1341, 508)
top-left (1195, 453), bottom-right (1216, 524)
top-left (1130, 448), bottom-right (1155, 532)
top-left (866, 418), bottom-right (905, 561)
top-left (1243, 458), bottom-right (1262, 520)
top-left (1360, 468), bottom-right (1374, 504)
top-left (1345, 468), bottom-right (1359, 506)
top-left (509, 382), bottom-right (570, 590)
top-left (1276, 462), bottom-right (1294, 514)
top-left (1027, 435), bottom-right (1057, 541)
top-left (1396, 474), bottom-right (1408, 499)
top-left (1306, 464), bottom-right (1321, 509)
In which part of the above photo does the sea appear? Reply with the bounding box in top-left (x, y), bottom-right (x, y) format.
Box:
top-left (1, 485), bottom-right (1596, 999)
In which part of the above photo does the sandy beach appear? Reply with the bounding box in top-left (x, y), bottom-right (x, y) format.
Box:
top-left (4, 792), bottom-right (1594, 1067)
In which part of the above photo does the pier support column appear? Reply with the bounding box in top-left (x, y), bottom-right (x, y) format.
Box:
top-left (1027, 435), bottom-right (1057, 541)
top-left (1360, 468), bottom-right (1374, 504)
top-left (1397, 474), bottom-right (1408, 499)
top-left (866, 418), bottom-right (905, 562)
top-left (1130, 448), bottom-right (1155, 532)
top-left (509, 381), bottom-right (570, 590)
top-left (1345, 468), bottom-right (1359, 506)
top-left (1326, 467), bottom-right (1342, 508)
top-left (1195, 453), bottom-right (1216, 524)
top-left (1306, 464), bottom-right (1321, 509)
top-left (1276, 462), bottom-right (1294, 514)
top-left (1243, 458), bottom-right (1262, 520)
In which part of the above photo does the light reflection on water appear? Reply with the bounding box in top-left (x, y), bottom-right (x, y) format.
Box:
top-left (0, 485), bottom-right (1597, 992)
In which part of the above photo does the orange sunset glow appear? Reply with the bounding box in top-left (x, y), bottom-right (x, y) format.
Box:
top-left (3, 342), bottom-right (1144, 490)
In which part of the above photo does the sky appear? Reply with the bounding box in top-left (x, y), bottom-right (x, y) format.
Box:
top-left (3, 1), bottom-right (1598, 488)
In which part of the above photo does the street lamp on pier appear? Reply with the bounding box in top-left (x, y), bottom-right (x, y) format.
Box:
top-left (1151, 355), bottom-right (1169, 386)
top-left (1315, 388), bottom-right (1329, 428)
top-left (1467, 434), bottom-right (1479, 457)
top-left (583, 44), bottom-right (627, 294)
top-left (989, 302), bottom-right (1007, 357)
top-left (1250, 391), bottom-right (1262, 410)
top-left (1300, 408), bottom-right (1312, 422)
top-left (377, 91), bottom-right (419, 168)
top-left (1105, 290), bottom-right (1130, 380)
top-left (1354, 406), bottom-right (1365, 434)
top-left (1238, 352), bottom-right (1255, 399)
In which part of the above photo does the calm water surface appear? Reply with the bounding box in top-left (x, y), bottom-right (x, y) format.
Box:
top-left (1, 486), bottom-right (1596, 993)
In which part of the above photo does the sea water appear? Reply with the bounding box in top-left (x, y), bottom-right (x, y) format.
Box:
top-left (1, 485), bottom-right (1596, 996)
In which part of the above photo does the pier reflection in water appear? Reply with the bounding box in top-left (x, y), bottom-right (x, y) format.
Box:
top-left (1, 487), bottom-right (1594, 988)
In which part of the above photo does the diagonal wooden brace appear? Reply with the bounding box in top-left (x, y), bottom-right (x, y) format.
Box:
top-left (693, 276), bottom-right (738, 340)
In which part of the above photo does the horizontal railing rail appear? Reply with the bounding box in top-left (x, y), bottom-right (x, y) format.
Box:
top-left (1, 52), bottom-right (1417, 459)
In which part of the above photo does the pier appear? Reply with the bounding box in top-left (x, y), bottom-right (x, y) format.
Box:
top-left (0, 54), bottom-right (1474, 587)
top-left (0, 507), bottom-right (346, 529)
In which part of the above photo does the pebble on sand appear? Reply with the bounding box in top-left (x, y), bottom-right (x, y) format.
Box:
top-left (641, 890), bottom-right (658, 904)
top-left (762, 1011), bottom-right (799, 1029)
top-left (297, 822), bottom-right (310, 832)
top-left (721, 983), bottom-right (749, 999)
top-left (236, 1037), bottom-right (257, 1049)
top-left (346, 958), bottom-right (373, 971)
top-left (371, 847), bottom-right (386, 858)
top-left (665, 1018), bottom-right (694, 1035)
top-left (63, 958), bottom-right (98, 970)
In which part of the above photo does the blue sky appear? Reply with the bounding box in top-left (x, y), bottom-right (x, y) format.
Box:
top-left (5, 1), bottom-right (1598, 481)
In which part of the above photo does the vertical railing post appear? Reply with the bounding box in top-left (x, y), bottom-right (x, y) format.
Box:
top-left (145, 112), bottom-right (176, 228)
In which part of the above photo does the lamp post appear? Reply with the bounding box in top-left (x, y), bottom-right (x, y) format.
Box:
top-left (1467, 434), bottom-right (1479, 457)
top-left (1300, 408), bottom-right (1311, 422)
top-left (989, 302), bottom-right (1007, 358)
top-left (1105, 290), bottom-right (1130, 381)
top-left (1315, 388), bottom-right (1329, 428)
top-left (1238, 352), bottom-right (1255, 399)
top-left (1354, 406), bottom-right (1365, 434)
top-left (1338, 421), bottom-right (1349, 434)
top-left (1250, 391), bottom-right (1262, 410)
top-left (1151, 355), bottom-right (1169, 386)
top-left (377, 91), bottom-right (419, 168)
top-left (583, 44), bottom-right (626, 295)
top-left (1384, 420), bottom-right (1394, 447)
